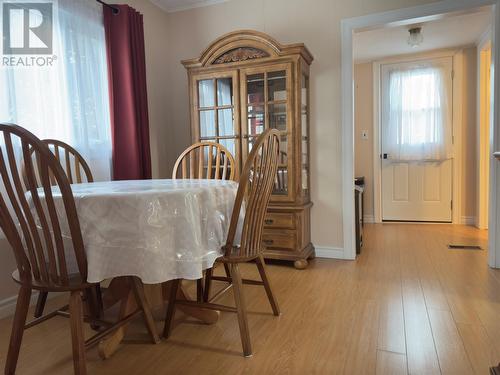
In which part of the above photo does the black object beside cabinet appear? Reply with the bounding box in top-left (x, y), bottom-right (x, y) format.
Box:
top-left (355, 177), bottom-right (365, 255)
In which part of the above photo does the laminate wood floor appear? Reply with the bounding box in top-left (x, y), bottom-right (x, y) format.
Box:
top-left (0, 224), bottom-right (499, 374)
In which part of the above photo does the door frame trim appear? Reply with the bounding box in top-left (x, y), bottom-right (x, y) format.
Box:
top-left (477, 32), bottom-right (492, 229)
top-left (372, 52), bottom-right (462, 224)
top-left (341, 0), bottom-right (499, 263)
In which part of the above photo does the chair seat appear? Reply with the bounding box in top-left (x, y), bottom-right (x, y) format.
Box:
top-left (219, 245), bottom-right (262, 263)
top-left (12, 269), bottom-right (96, 292)
top-left (219, 254), bottom-right (259, 263)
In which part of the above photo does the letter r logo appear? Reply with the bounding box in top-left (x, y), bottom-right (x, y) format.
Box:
top-left (3, 3), bottom-right (53, 55)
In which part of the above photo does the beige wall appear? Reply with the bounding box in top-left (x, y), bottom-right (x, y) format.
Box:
top-left (462, 47), bottom-right (478, 219)
top-left (354, 46), bottom-right (478, 221)
top-left (354, 63), bottom-right (374, 218)
top-left (0, 238), bottom-right (18, 304)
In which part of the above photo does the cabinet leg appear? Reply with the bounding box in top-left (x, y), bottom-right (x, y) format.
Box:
top-left (294, 259), bottom-right (308, 270)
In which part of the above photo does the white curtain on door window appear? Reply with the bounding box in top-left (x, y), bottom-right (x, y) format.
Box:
top-left (0, 0), bottom-right (112, 180)
top-left (384, 64), bottom-right (451, 161)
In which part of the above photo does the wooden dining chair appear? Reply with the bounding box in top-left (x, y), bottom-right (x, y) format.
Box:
top-left (164, 129), bottom-right (281, 357)
top-left (23, 139), bottom-right (94, 319)
top-left (172, 141), bottom-right (238, 181)
top-left (172, 141), bottom-right (238, 300)
top-left (42, 139), bottom-right (94, 184)
top-left (0, 124), bottom-right (160, 375)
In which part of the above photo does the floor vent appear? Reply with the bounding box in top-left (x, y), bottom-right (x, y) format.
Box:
top-left (448, 244), bottom-right (483, 250)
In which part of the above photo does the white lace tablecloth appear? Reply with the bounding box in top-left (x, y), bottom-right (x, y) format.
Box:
top-left (50, 179), bottom-right (239, 284)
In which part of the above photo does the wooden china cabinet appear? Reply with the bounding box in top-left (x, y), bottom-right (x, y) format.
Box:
top-left (182, 30), bottom-right (314, 269)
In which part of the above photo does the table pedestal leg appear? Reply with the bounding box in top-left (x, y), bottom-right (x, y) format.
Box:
top-left (161, 282), bottom-right (219, 324)
top-left (98, 288), bottom-right (135, 359)
top-left (97, 278), bottom-right (219, 359)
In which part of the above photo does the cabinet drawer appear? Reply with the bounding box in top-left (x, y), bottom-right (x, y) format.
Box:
top-left (264, 213), bottom-right (295, 229)
top-left (262, 229), bottom-right (296, 250)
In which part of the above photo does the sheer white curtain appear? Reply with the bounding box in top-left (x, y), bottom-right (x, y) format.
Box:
top-left (383, 62), bottom-right (452, 161)
top-left (0, 0), bottom-right (112, 180)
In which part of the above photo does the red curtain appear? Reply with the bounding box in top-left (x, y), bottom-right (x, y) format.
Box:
top-left (104, 5), bottom-right (151, 180)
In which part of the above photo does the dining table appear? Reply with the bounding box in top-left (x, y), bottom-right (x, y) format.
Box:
top-left (47, 178), bottom-right (240, 358)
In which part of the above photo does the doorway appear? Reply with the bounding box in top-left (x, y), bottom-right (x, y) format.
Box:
top-left (342, 0), bottom-right (498, 264)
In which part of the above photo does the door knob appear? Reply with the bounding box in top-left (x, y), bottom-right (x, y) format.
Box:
top-left (494, 152), bottom-right (500, 161)
top-left (382, 153), bottom-right (389, 160)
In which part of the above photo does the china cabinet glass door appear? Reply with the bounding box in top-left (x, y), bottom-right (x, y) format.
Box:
top-left (301, 73), bottom-right (310, 197)
top-left (240, 63), bottom-right (293, 200)
top-left (192, 71), bottom-right (240, 166)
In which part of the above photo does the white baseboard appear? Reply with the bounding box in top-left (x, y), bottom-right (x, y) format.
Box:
top-left (460, 216), bottom-right (477, 226)
top-left (315, 246), bottom-right (345, 259)
top-left (0, 292), bottom-right (62, 319)
top-left (363, 215), bottom-right (375, 224)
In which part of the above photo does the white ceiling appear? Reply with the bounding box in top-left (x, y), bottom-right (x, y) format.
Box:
top-left (150, 0), bottom-right (230, 13)
top-left (353, 11), bottom-right (492, 62)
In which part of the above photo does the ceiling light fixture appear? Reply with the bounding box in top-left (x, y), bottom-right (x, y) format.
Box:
top-left (408, 27), bottom-right (423, 48)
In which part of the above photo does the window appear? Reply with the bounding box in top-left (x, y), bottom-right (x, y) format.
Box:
top-left (0, 0), bottom-right (112, 180)
top-left (382, 60), bottom-right (452, 161)
top-left (397, 69), bottom-right (442, 145)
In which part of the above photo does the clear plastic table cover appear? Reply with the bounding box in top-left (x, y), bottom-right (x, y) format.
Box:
top-left (34, 179), bottom-right (240, 284)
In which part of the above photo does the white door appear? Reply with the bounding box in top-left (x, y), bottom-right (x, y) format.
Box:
top-left (381, 58), bottom-right (453, 222)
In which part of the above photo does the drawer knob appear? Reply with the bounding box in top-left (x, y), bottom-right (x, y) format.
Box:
top-left (264, 219), bottom-right (274, 225)
top-left (263, 239), bottom-right (274, 245)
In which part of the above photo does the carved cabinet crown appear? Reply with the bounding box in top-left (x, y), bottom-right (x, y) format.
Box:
top-left (182, 30), bottom-right (313, 68)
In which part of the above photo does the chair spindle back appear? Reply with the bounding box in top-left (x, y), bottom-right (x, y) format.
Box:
top-left (172, 142), bottom-right (237, 181)
top-left (42, 140), bottom-right (93, 185)
top-left (22, 139), bottom-right (93, 188)
top-left (0, 124), bottom-right (87, 287)
top-left (224, 129), bottom-right (280, 259)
